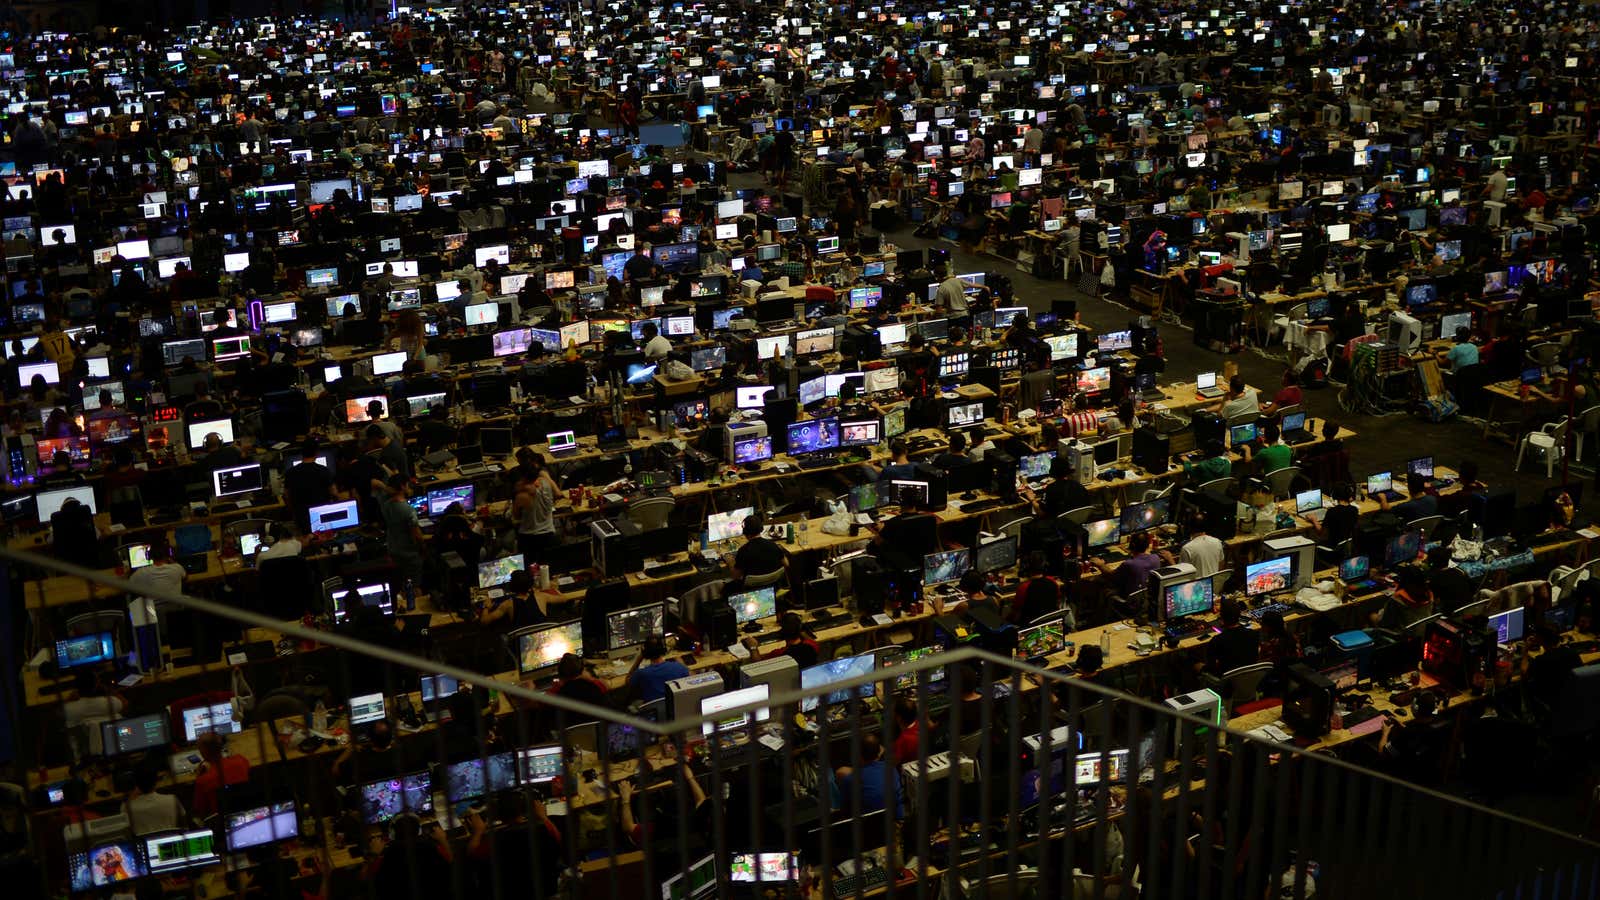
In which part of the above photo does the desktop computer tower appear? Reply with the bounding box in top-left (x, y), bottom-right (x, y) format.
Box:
top-left (1282, 664), bottom-right (1335, 738)
top-left (665, 671), bottom-right (725, 719)
top-left (698, 599), bottom-right (737, 648)
top-left (968, 606), bottom-right (1016, 656)
top-left (1164, 688), bottom-right (1224, 756)
top-left (1190, 411), bottom-right (1225, 449)
top-left (1131, 426), bottom-right (1169, 472)
top-left (911, 462), bottom-right (949, 511)
top-left (740, 655), bottom-right (799, 696)
top-left (987, 450), bottom-right (1019, 500)
top-left (843, 324), bottom-right (882, 361)
top-left (852, 557), bottom-right (886, 616)
top-left (590, 519), bottom-right (643, 577)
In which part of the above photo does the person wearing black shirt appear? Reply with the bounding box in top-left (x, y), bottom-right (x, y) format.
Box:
top-left (729, 515), bottom-right (787, 592)
top-left (1312, 481), bottom-right (1360, 550)
top-left (1525, 624), bottom-right (1583, 707)
top-left (1035, 456), bottom-right (1090, 518)
top-left (285, 441), bottom-right (334, 528)
top-left (933, 430), bottom-right (971, 471)
top-left (875, 495), bottom-right (940, 569)
top-left (1425, 546), bottom-right (1474, 614)
top-left (623, 245), bottom-right (656, 281)
top-left (1203, 599), bottom-right (1260, 674)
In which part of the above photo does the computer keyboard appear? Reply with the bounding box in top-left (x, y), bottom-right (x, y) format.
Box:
top-left (1344, 706), bottom-right (1382, 729)
top-left (798, 456), bottom-right (838, 470)
top-left (1167, 620), bottom-right (1214, 641)
top-left (812, 611), bottom-right (856, 630)
top-left (643, 560), bottom-right (694, 579)
top-left (1245, 602), bottom-right (1294, 621)
top-left (1526, 529), bottom-right (1581, 549)
top-left (957, 498), bottom-right (1004, 513)
top-left (832, 866), bottom-right (891, 896)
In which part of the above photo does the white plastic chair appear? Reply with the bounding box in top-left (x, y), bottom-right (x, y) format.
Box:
top-left (1572, 405), bottom-right (1600, 462)
top-left (1515, 418), bottom-right (1569, 478)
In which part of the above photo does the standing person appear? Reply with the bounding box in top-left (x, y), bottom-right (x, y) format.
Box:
top-left (285, 442), bottom-right (334, 529)
top-left (513, 456), bottom-right (557, 561)
top-left (379, 475), bottom-right (426, 611)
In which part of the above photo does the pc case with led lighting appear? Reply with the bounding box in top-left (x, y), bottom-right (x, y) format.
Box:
top-left (590, 518), bottom-right (643, 577)
top-left (1164, 688), bottom-right (1224, 756)
top-left (1421, 618), bottom-right (1494, 690)
top-left (842, 323), bottom-right (882, 361)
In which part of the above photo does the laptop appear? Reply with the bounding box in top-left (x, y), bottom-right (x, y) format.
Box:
top-left (454, 443), bottom-right (494, 476)
top-left (1195, 371), bottom-right (1223, 398)
top-left (1406, 456), bottom-right (1434, 479)
top-left (546, 430), bottom-right (580, 457)
top-left (1280, 411), bottom-right (1312, 444)
top-left (1365, 472), bottom-right (1403, 502)
top-left (596, 425), bottom-right (629, 452)
top-left (1339, 556), bottom-right (1379, 591)
top-left (173, 524), bottom-right (212, 574)
top-left (1295, 488), bottom-right (1324, 523)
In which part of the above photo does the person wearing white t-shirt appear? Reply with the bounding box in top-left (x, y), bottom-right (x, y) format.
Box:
top-left (123, 767), bottom-right (187, 835)
top-left (62, 670), bottom-right (125, 761)
top-left (640, 322), bottom-right (672, 361)
top-left (1178, 518), bottom-right (1226, 577)
top-left (257, 523), bottom-right (304, 563)
top-left (128, 534), bottom-right (186, 600)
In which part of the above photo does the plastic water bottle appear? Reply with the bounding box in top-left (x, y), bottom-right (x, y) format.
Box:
top-left (798, 518), bottom-right (809, 547)
top-left (1099, 629), bottom-right (1111, 658)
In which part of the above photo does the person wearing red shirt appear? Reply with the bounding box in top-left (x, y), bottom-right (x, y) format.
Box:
top-left (191, 731), bottom-right (251, 818)
top-left (891, 698), bottom-right (924, 765)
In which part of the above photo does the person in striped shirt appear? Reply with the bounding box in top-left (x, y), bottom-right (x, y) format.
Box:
top-left (1060, 393), bottom-right (1100, 439)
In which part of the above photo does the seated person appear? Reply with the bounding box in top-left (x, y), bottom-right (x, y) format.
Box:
top-left (1370, 566), bottom-right (1434, 630)
top-left (832, 733), bottom-right (904, 817)
top-left (1029, 456), bottom-right (1091, 518)
top-left (479, 570), bottom-right (547, 629)
top-left (548, 654), bottom-right (608, 717)
top-left (1380, 472), bottom-right (1437, 521)
top-left (1240, 420), bottom-right (1292, 474)
top-left (1203, 598), bottom-right (1260, 674)
top-left (1425, 546), bottom-right (1474, 613)
top-left (741, 612), bottom-right (820, 668)
top-left (1091, 531), bottom-right (1173, 598)
top-left (1216, 375), bottom-right (1260, 419)
top-left (726, 514), bottom-right (787, 593)
top-left (872, 494), bottom-right (940, 570)
top-left (1442, 326), bottom-right (1479, 371)
top-left (1182, 440), bottom-right (1232, 483)
top-left (876, 438), bottom-right (917, 482)
top-left (1236, 482), bottom-right (1280, 536)
top-left (932, 430), bottom-right (971, 471)
top-left (627, 637), bottom-right (690, 703)
top-left (1311, 481), bottom-right (1360, 549)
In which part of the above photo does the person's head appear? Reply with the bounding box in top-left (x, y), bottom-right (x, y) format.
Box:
top-left (146, 532), bottom-right (171, 562)
top-left (1396, 565), bottom-right (1430, 598)
top-left (889, 438), bottom-right (908, 461)
top-left (1407, 472), bottom-right (1427, 496)
top-left (1076, 643), bottom-right (1104, 674)
top-left (73, 668), bottom-right (101, 697)
top-left (1220, 597), bottom-right (1243, 627)
top-left (1188, 513), bottom-right (1210, 536)
top-left (1531, 623), bottom-right (1562, 650)
top-left (365, 423), bottom-right (387, 446)
top-left (1425, 545), bottom-right (1452, 571)
top-left (1229, 375), bottom-right (1246, 396)
top-left (641, 321), bottom-right (658, 339)
top-left (959, 570), bottom-right (986, 595)
top-left (1204, 439), bottom-right (1226, 459)
top-left (947, 430), bottom-right (967, 454)
top-left (386, 473), bottom-right (408, 498)
top-left (1262, 421), bottom-right (1281, 444)
top-left (859, 732), bottom-right (884, 762)
top-left (366, 400), bottom-right (386, 421)
top-left (1117, 399), bottom-right (1135, 425)
top-left (133, 766), bottom-right (160, 795)
top-left (1458, 458), bottom-right (1480, 485)
top-left (1455, 326), bottom-right (1471, 343)
top-left (203, 432), bottom-right (222, 453)
top-left (1050, 455), bottom-right (1074, 480)
top-left (1322, 419), bottom-right (1340, 441)
top-left (369, 720), bottom-right (393, 750)
top-left (743, 514), bottom-right (765, 539)
top-left (1281, 368), bottom-right (1297, 387)
top-left (642, 637), bottom-right (667, 660)
top-left (507, 569), bottom-right (534, 595)
top-left (1260, 609), bottom-right (1288, 636)
top-left (557, 653), bottom-right (585, 680)
top-left (197, 731), bottom-right (226, 763)
top-left (1128, 532), bottom-right (1152, 554)
top-left (98, 388), bottom-right (113, 408)
top-left (894, 696), bottom-right (918, 728)
top-left (777, 612), bottom-right (804, 642)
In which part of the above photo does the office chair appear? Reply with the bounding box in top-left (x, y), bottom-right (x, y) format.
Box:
top-left (1451, 598), bottom-right (1492, 619)
top-left (624, 496), bottom-right (675, 531)
top-left (995, 516), bottom-right (1032, 543)
top-left (1211, 568), bottom-right (1234, 596)
top-left (1265, 465), bottom-right (1301, 500)
top-left (1406, 515), bottom-right (1445, 540)
top-left (1058, 505), bottom-right (1094, 526)
top-left (1207, 662), bottom-right (1274, 714)
top-left (1195, 476), bottom-right (1236, 496)
top-left (678, 578), bottom-right (731, 625)
top-left (742, 567), bottom-right (788, 592)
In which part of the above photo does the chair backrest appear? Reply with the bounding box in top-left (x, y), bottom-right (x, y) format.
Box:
top-left (996, 517), bottom-right (1032, 542)
top-left (625, 496), bottom-right (675, 531)
top-left (1451, 598), bottom-right (1492, 619)
top-left (1211, 568), bottom-right (1233, 596)
top-left (1221, 662), bottom-right (1275, 708)
top-left (743, 567), bottom-right (787, 590)
top-left (1274, 404), bottom-right (1302, 422)
top-left (1060, 505), bottom-right (1094, 526)
top-left (1407, 515), bottom-right (1444, 538)
top-left (1227, 411), bottom-right (1260, 428)
top-left (1265, 465), bottom-right (1300, 499)
top-left (1196, 476), bottom-right (1235, 495)
top-left (1141, 483), bottom-right (1176, 504)
top-left (679, 578), bottom-right (730, 624)
top-left (1403, 611), bottom-right (1442, 637)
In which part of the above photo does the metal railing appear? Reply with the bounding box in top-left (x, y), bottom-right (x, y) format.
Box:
top-left (8, 545), bottom-right (1600, 900)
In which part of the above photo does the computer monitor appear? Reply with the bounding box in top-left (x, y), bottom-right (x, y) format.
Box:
top-left (700, 684), bottom-right (772, 735)
top-left (1244, 556), bottom-right (1294, 596)
top-left (180, 701), bottom-right (241, 743)
top-left (607, 603), bottom-right (664, 651)
top-left (517, 621), bottom-right (583, 675)
top-left (1015, 618), bottom-right (1068, 661)
top-left (1118, 499), bottom-right (1169, 534)
top-left (478, 554), bottom-right (525, 588)
top-left (974, 536), bottom-right (1018, 573)
top-left (1077, 366), bottom-right (1111, 393)
top-left (1406, 457), bottom-right (1434, 478)
top-left (360, 771), bottom-right (433, 823)
top-left (729, 851), bottom-right (800, 884)
top-left (1229, 422), bottom-right (1257, 446)
top-left (922, 548), bottom-right (971, 586)
top-left (225, 801), bottom-right (299, 852)
top-left (707, 506), bottom-right (754, 543)
top-left (142, 829), bottom-right (221, 875)
top-left (186, 418), bottom-right (235, 449)
top-left (371, 350), bottom-right (408, 376)
top-left (308, 499), bottom-right (360, 534)
top-left (349, 692), bottom-right (387, 725)
top-left (1386, 531), bottom-right (1421, 566)
top-left (733, 436), bottom-right (774, 464)
top-left (68, 840), bottom-right (148, 891)
top-left (1073, 748), bottom-right (1129, 785)
top-left (1195, 371), bottom-right (1217, 392)
top-left (1440, 311), bottom-right (1471, 338)
top-left (736, 385), bottom-right (773, 409)
top-left (730, 586), bottom-right (777, 626)
top-left (101, 713), bottom-right (170, 756)
top-left (786, 417), bottom-right (840, 455)
top-left (1084, 518), bottom-right (1120, 549)
top-left (211, 463), bottom-right (263, 498)
top-left (330, 583), bottom-right (392, 622)
top-left (1488, 607), bottom-right (1525, 644)
top-left (444, 751), bottom-right (519, 803)
top-left (838, 419), bottom-right (880, 448)
top-left (1163, 577), bottom-right (1214, 621)
top-left (798, 653), bottom-right (877, 713)
top-left (1281, 411), bottom-right (1306, 435)
top-left (55, 632), bottom-right (116, 670)
top-left (1295, 489), bottom-right (1323, 513)
top-left (1366, 472), bottom-right (1393, 496)
top-left (1020, 451), bottom-right (1055, 480)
